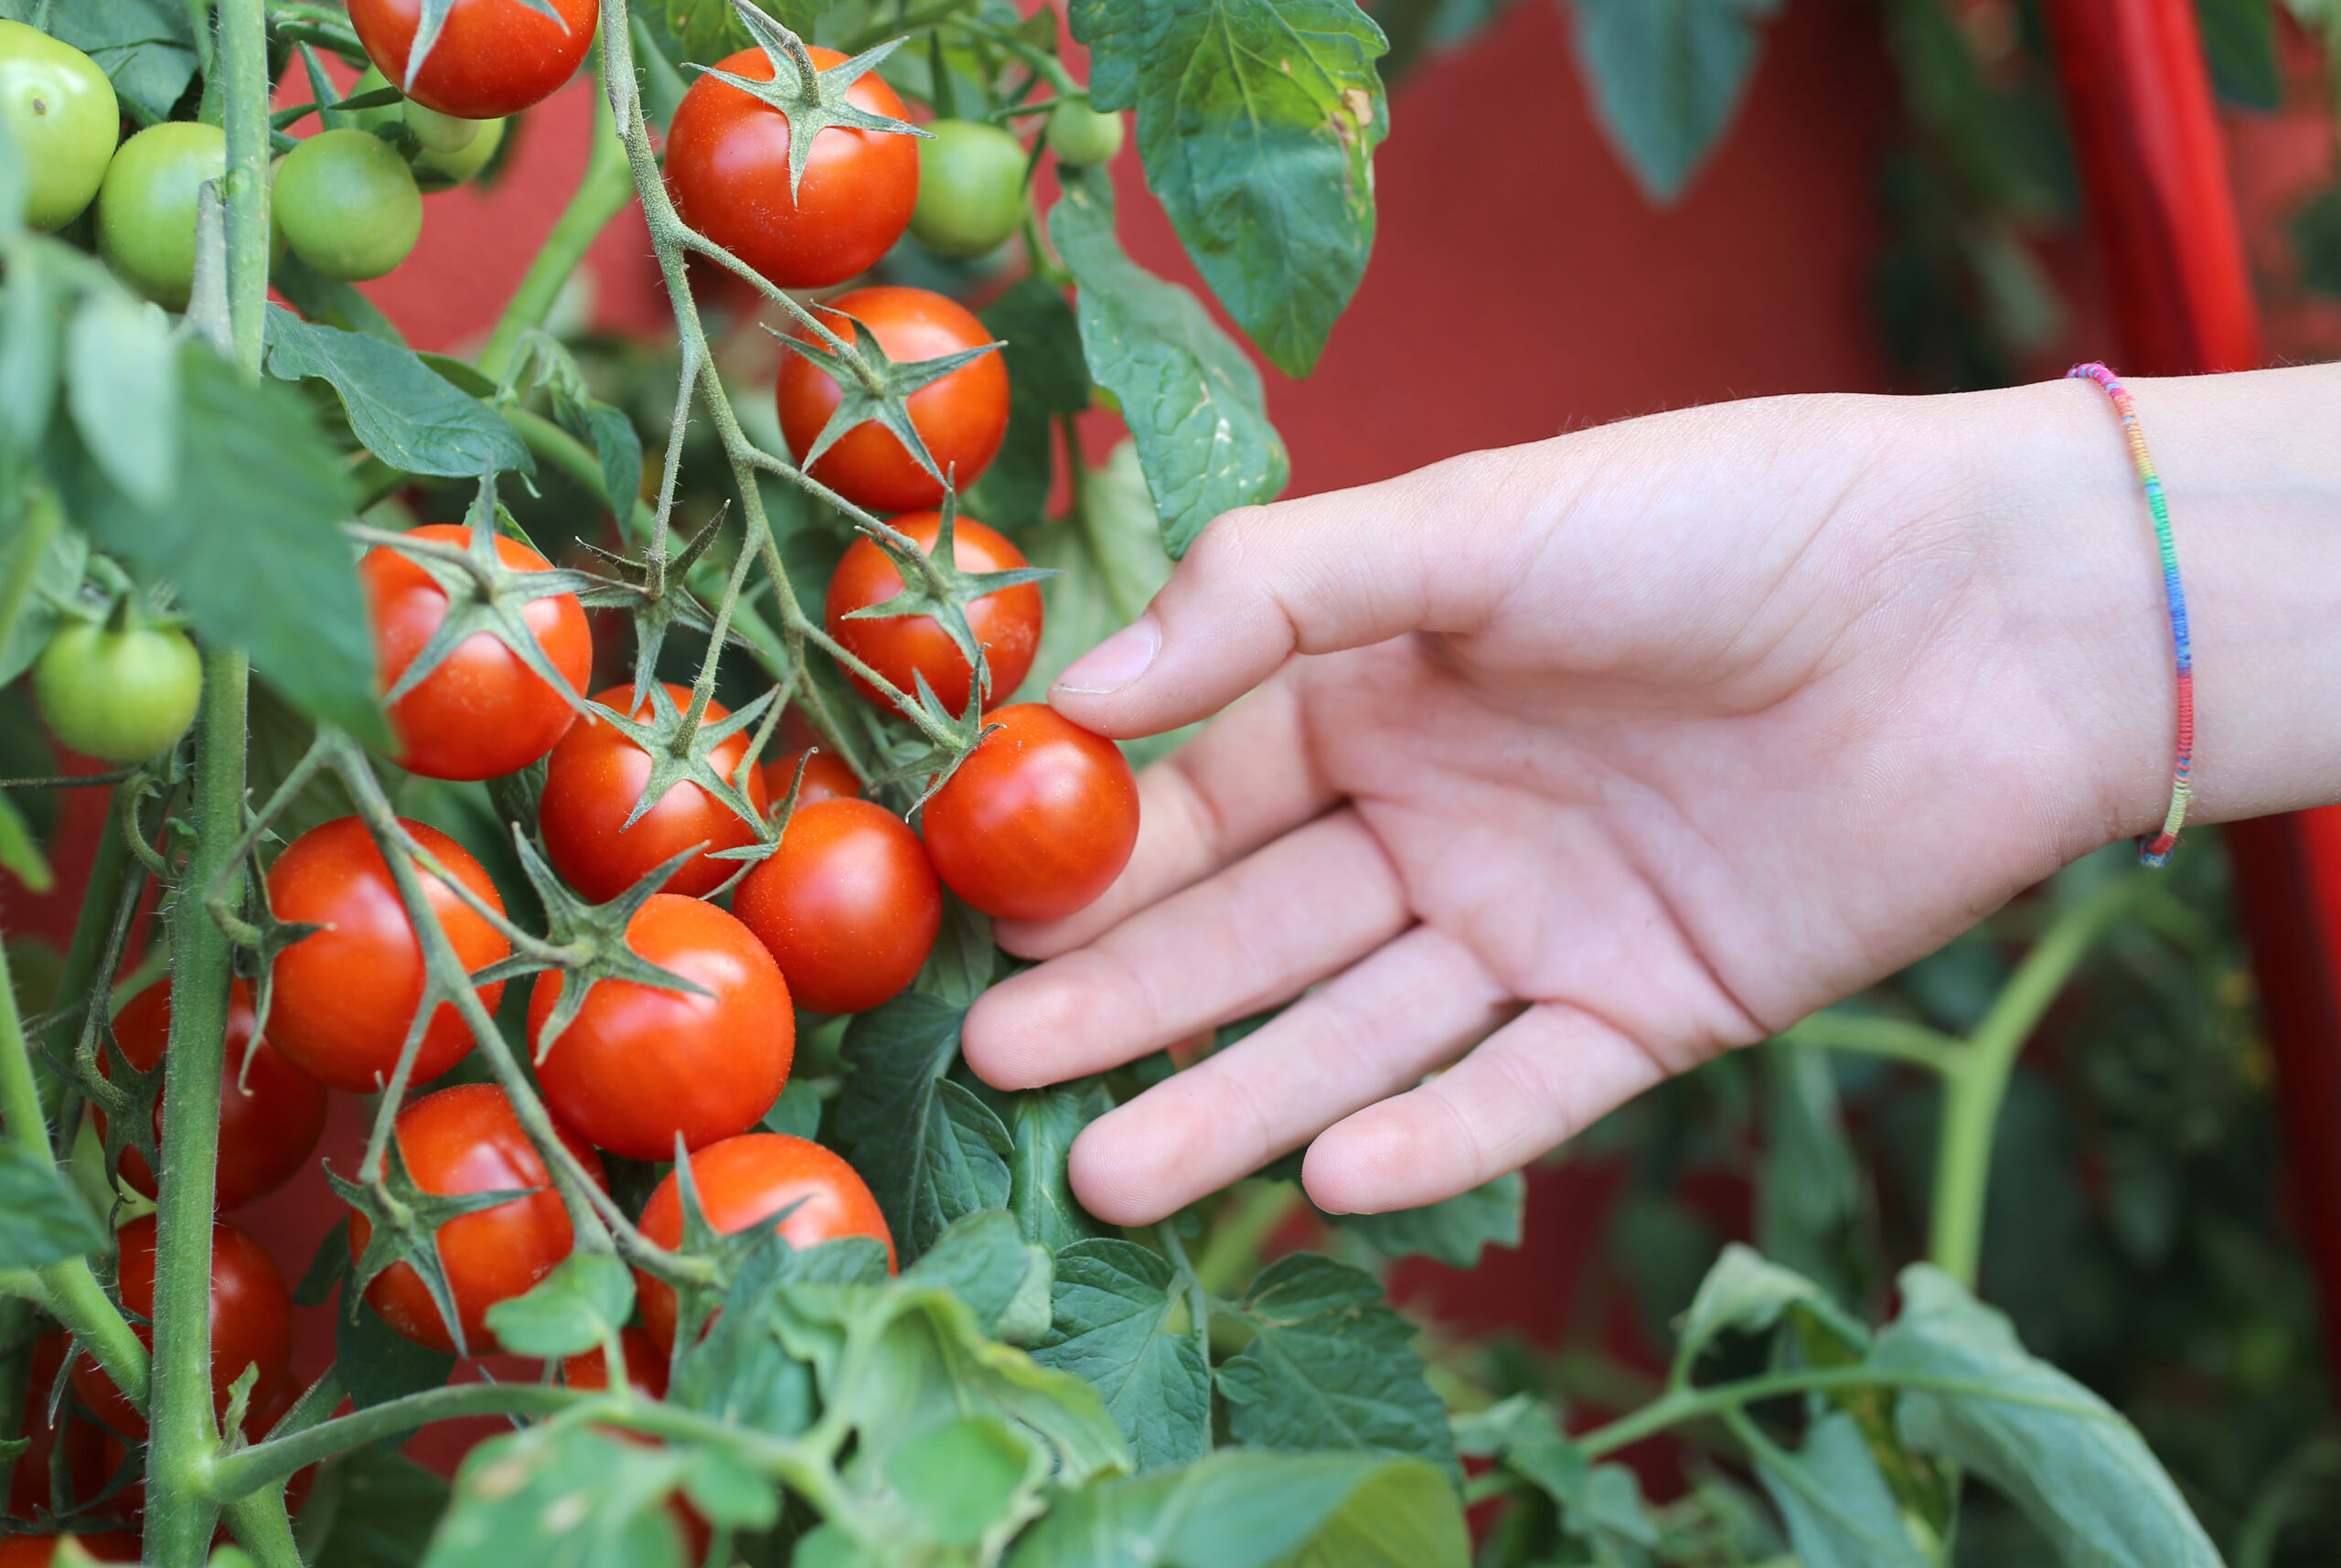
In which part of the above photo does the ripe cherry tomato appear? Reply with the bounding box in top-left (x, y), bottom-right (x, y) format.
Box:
top-left (347, 1083), bottom-right (604, 1355)
top-left (910, 120), bottom-right (1028, 258)
top-left (560, 1325), bottom-right (666, 1397)
top-left (1045, 98), bottom-right (1124, 166)
top-left (362, 524), bottom-right (592, 782)
top-left (102, 977), bottom-right (328, 1211)
top-left (531, 893), bottom-right (794, 1161)
top-left (664, 46), bottom-right (918, 291)
top-left (0, 21), bottom-right (117, 232)
top-left (824, 511), bottom-right (1042, 717)
top-left (264, 816), bottom-right (509, 1093)
top-left (921, 703), bottom-right (1138, 923)
top-left (775, 286), bottom-right (1010, 514)
top-left (7, 1333), bottom-right (104, 1522)
top-left (34, 619), bottom-right (201, 763)
top-left (94, 123), bottom-right (225, 312)
top-left (0, 1532), bottom-right (142, 1566)
top-left (346, 0), bottom-right (594, 119)
top-left (70, 1216), bottom-right (292, 1440)
top-left (764, 745), bottom-right (861, 805)
top-left (732, 798), bottom-right (940, 1016)
top-left (273, 128), bottom-right (422, 282)
top-left (538, 684), bottom-right (770, 902)
top-left (636, 1134), bottom-right (892, 1354)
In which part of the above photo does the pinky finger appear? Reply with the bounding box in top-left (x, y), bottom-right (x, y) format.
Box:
top-left (1299, 1003), bottom-right (1668, 1216)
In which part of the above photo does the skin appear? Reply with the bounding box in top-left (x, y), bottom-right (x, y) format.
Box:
top-left (825, 511), bottom-right (1042, 717)
top-left (34, 621), bottom-right (201, 763)
top-left (346, 0), bottom-right (594, 120)
top-left (732, 797), bottom-right (942, 1016)
top-left (764, 746), bottom-right (861, 805)
top-left (922, 703), bottom-right (1138, 923)
top-left (94, 123), bottom-right (226, 313)
top-left (71, 1218), bottom-right (292, 1439)
top-left (910, 120), bottom-right (1028, 257)
top-left (959, 367), bottom-right (2341, 1225)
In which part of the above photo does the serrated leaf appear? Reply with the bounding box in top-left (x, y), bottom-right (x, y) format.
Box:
top-left (1070, 0), bottom-right (1386, 377)
top-left (482, 1252), bottom-right (636, 1359)
top-left (423, 1423), bottom-right (688, 1568)
top-left (266, 308), bottom-right (530, 479)
top-left (905, 1211), bottom-right (1038, 1339)
top-left (1031, 1238), bottom-right (1208, 1472)
top-left (1757, 1040), bottom-right (1861, 1301)
top-left (0, 1143), bottom-right (105, 1267)
top-left (1006, 1084), bottom-right (1107, 1252)
top-left (43, 0), bottom-right (198, 123)
top-left (1050, 166), bottom-right (1288, 559)
top-left (1452, 1394), bottom-right (1652, 1551)
top-left (835, 989), bottom-right (1013, 1259)
top-left (967, 276), bottom-right (1090, 530)
top-left (65, 291), bottom-right (177, 508)
top-left (1215, 1253), bottom-right (1457, 1477)
top-left (1755, 1411), bottom-right (1929, 1568)
top-left (1567, 0), bottom-right (1780, 203)
top-left (1676, 1243), bottom-right (1865, 1372)
top-left (1334, 1171), bottom-right (1522, 1268)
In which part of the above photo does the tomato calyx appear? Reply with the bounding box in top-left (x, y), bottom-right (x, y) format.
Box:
top-left (474, 832), bottom-right (715, 1061)
top-left (839, 496), bottom-right (1057, 709)
top-left (326, 1134), bottom-right (536, 1359)
top-left (402, 0), bottom-right (578, 95)
top-left (571, 521), bottom-right (731, 719)
top-left (689, 7), bottom-right (925, 203)
top-left (660, 1147), bottom-right (815, 1350)
top-left (770, 309), bottom-right (1004, 490)
top-left (583, 679), bottom-right (775, 845)
top-left (74, 1020), bottom-right (165, 1199)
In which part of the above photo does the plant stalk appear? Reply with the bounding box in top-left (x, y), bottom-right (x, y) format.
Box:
top-left (218, 0), bottom-right (271, 374)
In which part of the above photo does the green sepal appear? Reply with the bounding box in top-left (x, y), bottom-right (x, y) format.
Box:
top-left (573, 518), bottom-right (730, 720)
top-left (695, 0), bottom-right (926, 203)
top-left (769, 311), bottom-right (1003, 491)
top-left (582, 678), bottom-right (775, 836)
top-left (326, 1133), bottom-right (536, 1359)
top-left (842, 494), bottom-right (1060, 704)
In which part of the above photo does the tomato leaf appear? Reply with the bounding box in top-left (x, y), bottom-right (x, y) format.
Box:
top-left (1214, 1253), bottom-right (1458, 1478)
top-left (1871, 1264), bottom-right (2222, 1567)
top-left (662, 0), bottom-right (750, 68)
top-left (1454, 1395), bottom-right (1655, 1554)
top-left (273, 254), bottom-right (410, 347)
top-left (1755, 1411), bottom-right (1932, 1568)
top-left (0, 1142), bottom-right (106, 1267)
top-left (424, 1424), bottom-right (693, 1568)
top-left (65, 291), bottom-right (178, 509)
top-left (1068, 0), bottom-right (1386, 378)
top-left (1567, 0), bottom-right (1780, 204)
top-left (0, 241), bottom-right (61, 450)
top-left (1005, 1083), bottom-right (1109, 1253)
top-left (335, 1285), bottom-right (457, 1438)
top-left (37, 0), bottom-right (198, 124)
top-left (1049, 166), bottom-right (1288, 560)
top-left (667, 1229), bottom-right (855, 1439)
top-left (304, 1449), bottom-right (450, 1568)
top-left (265, 307), bottom-right (533, 480)
top-left (967, 275), bottom-right (1089, 531)
top-left (482, 1251), bottom-right (636, 1360)
top-left (1331, 1170), bottom-right (1523, 1269)
top-left (1031, 1237), bottom-right (1209, 1472)
top-left (1672, 1243), bottom-right (1866, 1379)
top-left (1006, 1448), bottom-right (1470, 1568)
top-left (905, 1211), bottom-right (1050, 1342)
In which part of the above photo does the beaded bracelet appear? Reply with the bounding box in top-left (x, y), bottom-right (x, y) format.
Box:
top-left (2068, 362), bottom-right (2193, 868)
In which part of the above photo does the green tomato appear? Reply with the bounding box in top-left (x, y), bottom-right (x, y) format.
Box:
top-left (415, 112), bottom-right (505, 188)
top-left (346, 64), bottom-right (504, 187)
top-left (95, 122), bottom-right (225, 311)
top-left (342, 64), bottom-right (402, 138)
top-left (274, 128), bottom-right (422, 282)
top-left (34, 619), bottom-right (202, 763)
top-left (0, 21), bottom-right (119, 231)
top-left (908, 119), bottom-right (1028, 259)
top-left (1044, 98), bottom-right (1123, 167)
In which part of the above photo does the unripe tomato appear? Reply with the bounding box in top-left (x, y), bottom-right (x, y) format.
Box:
top-left (33, 619), bottom-right (201, 763)
top-left (347, 1083), bottom-right (605, 1355)
top-left (636, 1134), bottom-right (892, 1354)
top-left (0, 22), bottom-right (118, 231)
top-left (764, 745), bottom-right (861, 805)
top-left (346, 65), bottom-right (508, 187)
top-left (530, 893), bottom-right (794, 1161)
top-left (346, 0), bottom-right (594, 119)
top-left (103, 977), bottom-right (329, 1210)
top-left (1045, 98), bottom-right (1124, 166)
top-left (775, 287), bottom-right (1009, 514)
top-left (94, 123), bottom-right (226, 312)
top-left (664, 46), bottom-right (918, 290)
top-left (264, 816), bottom-right (509, 1092)
top-left (70, 1216), bottom-right (293, 1440)
top-left (824, 511), bottom-right (1042, 716)
top-left (362, 524), bottom-right (592, 781)
top-left (733, 797), bottom-right (941, 1016)
top-left (909, 120), bottom-right (1027, 257)
top-left (921, 703), bottom-right (1139, 923)
top-left (538, 684), bottom-right (770, 902)
top-left (416, 112), bottom-right (505, 186)
top-left (273, 128), bottom-right (422, 282)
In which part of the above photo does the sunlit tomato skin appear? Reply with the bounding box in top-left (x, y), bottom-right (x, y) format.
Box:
top-left (347, 1084), bottom-right (604, 1355)
top-left (70, 1217), bottom-right (293, 1440)
top-left (732, 799), bottom-right (940, 1016)
top-left (346, 0), bottom-right (595, 119)
top-left (764, 745), bottom-right (861, 805)
top-left (921, 704), bottom-right (1139, 923)
top-left (530, 894), bottom-right (794, 1161)
top-left (636, 1134), bottom-right (892, 1354)
top-left (538, 684), bottom-right (770, 902)
top-left (362, 524), bottom-right (593, 781)
top-left (776, 287), bottom-right (1009, 514)
top-left (103, 977), bottom-right (328, 1210)
top-left (264, 816), bottom-right (509, 1093)
top-left (664, 46), bottom-right (918, 291)
top-left (7, 1333), bottom-right (105, 1521)
top-left (824, 511), bottom-right (1042, 716)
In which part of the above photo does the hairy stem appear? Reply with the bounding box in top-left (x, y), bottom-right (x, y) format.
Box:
top-left (218, 0), bottom-right (271, 374)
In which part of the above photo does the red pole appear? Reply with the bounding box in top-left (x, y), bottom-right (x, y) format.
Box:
top-left (2039, 0), bottom-right (2341, 1383)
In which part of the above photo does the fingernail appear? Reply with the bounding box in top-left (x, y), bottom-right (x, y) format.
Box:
top-left (1053, 613), bottom-right (1160, 696)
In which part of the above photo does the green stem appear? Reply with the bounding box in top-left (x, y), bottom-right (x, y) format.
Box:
top-left (212, 1381), bottom-right (583, 1497)
top-left (34, 1259), bottom-right (146, 1413)
top-left (476, 79), bottom-right (632, 382)
top-left (1575, 1363), bottom-right (2062, 1460)
top-left (0, 1297), bottom-right (32, 1509)
top-left (1193, 1182), bottom-right (1300, 1299)
top-left (220, 1488), bottom-right (303, 1568)
top-left (218, 0), bottom-right (270, 374)
top-left (1158, 1224), bottom-right (1210, 1365)
top-left (143, 648), bottom-right (250, 1566)
top-left (0, 939), bottom-right (57, 1166)
top-left (1776, 1011), bottom-right (1961, 1075)
top-left (33, 785), bottom-right (140, 1129)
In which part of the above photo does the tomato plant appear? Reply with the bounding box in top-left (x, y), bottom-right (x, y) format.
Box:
top-left (909, 120), bottom-right (1028, 258)
top-left (92, 123), bottom-right (227, 313)
top-left (0, 21), bottom-right (116, 232)
top-left (33, 616), bottom-right (201, 763)
top-left (346, 0), bottom-right (596, 119)
top-left (764, 744), bottom-right (859, 805)
top-left (732, 796), bottom-right (941, 1016)
top-left (69, 1216), bottom-right (292, 1438)
top-left (921, 702), bottom-right (1140, 923)
top-left (272, 128), bottom-right (422, 283)
top-left (823, 509), bottom-right (1042, 717)
top-left (1044, 98), bottom-right (1124, 167)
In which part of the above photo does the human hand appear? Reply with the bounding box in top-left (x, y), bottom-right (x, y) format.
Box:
top-left (959, 368), bottom-right (2341, 1224)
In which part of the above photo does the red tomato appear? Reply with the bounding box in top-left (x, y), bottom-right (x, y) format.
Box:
top-left (732, 798), bottom-right (940, 1016)
top-left (635, 1134), bottom-right (892, 1352)
top-left (775, 287), bottom-right (1010, 514)
top-left (560, 1325), bottom-right (667, 1398)
top-left (346, 0), bottom-right (594, 119)
top-left (824, 512), bottom-right (1042, 717)
top-left (538, 684), bottom-right (770, 903)
top-left (7, 1333), bottom-right (105, 1521)
top-left (664, 46), bottom-right (918, 291)
top-left (921, 704), bottom-right (1139, 923)
top-left (530, 894), bottom-right (794, 1161)
top-left (0, 1531), bottom-right (142, 1566)
top-left (362, 524), bottom-right (593, 782)
top-left (347, 1083), bottom-right (606, 1356)
top-left (70, 1217), bottom-right (292, 1441)
top-left (102, 977), bottom-right (327, 1211)
top-left (764, 745), bottom-right (861, 805)
top-left (264, 816), bottom-right (509, 1093)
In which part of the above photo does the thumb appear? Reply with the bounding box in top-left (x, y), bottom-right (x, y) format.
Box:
top-left (1047, 444), bottom-right (1533, 737)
